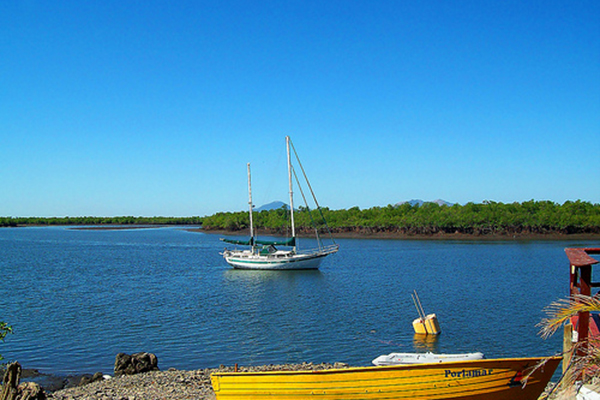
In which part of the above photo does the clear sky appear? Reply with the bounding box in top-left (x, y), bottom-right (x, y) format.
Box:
top-left (2, 1), bottom-right (599, 217)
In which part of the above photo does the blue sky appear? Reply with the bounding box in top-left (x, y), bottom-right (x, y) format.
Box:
top-left (1, 1), bottom-right (599, 217)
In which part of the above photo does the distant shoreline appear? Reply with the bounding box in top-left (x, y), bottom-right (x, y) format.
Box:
top-left (7, 225), bottom-right (192, 230)
top-left (194, 228), bottom-right (600, 241)
top-left (6, 224), bottom-right (600, 240)
top-left (68, 225), bottom-right (166, 231)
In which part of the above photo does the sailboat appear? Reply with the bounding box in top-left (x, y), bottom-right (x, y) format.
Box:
top-left (220, 136), bottom-right (339, 270)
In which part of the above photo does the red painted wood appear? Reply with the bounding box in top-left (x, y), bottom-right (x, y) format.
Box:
top-left (565, 248), bottom-right (600, 268)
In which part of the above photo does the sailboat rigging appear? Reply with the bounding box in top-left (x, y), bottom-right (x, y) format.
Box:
top-left (220, 136), bottom-right (339, 270)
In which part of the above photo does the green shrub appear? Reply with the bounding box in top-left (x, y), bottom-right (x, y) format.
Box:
top-left (0, 321), bottom-right (12, 363)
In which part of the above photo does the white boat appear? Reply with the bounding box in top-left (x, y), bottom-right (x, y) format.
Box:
top-left (372, 351), bottom-right (485, 366)
top-left (221, 136), bottom-right (339, 270)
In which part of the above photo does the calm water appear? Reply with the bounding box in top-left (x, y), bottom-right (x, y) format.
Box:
top-left (0, 226), bottom-right (597, 376)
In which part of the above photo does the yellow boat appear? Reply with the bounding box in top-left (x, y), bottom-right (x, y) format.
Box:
top-left (211, 356), bottom-right (561, 400)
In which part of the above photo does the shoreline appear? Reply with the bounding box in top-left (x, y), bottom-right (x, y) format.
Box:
top-left (43, 362), bottom-right (349, 399)
top-left (5, 225), bottom-right (600, 240)
top-left (194, 228), bottom-right (600, 241)
top-left (68, 225), bottom-right (168, 231)
top-left (38, 362), bottom-right (560, 400)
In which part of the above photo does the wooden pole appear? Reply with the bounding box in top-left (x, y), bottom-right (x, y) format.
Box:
top-left (0, 362), bottom-right (21, 400)
top-left (412, 290), bottom-right (429, 334)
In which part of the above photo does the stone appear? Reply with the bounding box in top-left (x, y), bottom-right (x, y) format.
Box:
top-left (77, 371), bottom-right (105, 387)
top-left (78, 375), bottom-right (92, 386)
top-left (91, 372), bottom-right (104, 383)
top-left (114, 353), bottom-right (159, 376)
top-left (114, 353), bottom-right (133, 376)
top-left (15, 382), bottom-right (45, 400)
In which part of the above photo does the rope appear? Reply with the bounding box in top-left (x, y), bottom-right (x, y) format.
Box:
top-left (291, 165), bottom-right (322, 249)
top-left (288, 138), bottom-right (337, 245)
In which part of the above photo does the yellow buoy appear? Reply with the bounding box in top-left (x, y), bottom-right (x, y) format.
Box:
top-left (412, 317), bottom-right (428, 335)
top-left (411, 291), bottom-right (441, 335)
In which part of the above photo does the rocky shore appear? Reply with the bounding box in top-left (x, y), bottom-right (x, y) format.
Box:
top-left (48, 363), bottom-right (349, 400)
top-left (6, 360), bottom-right (565, 400)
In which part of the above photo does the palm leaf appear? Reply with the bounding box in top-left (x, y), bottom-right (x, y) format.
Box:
top-left (538, 294), bottom-right (600, 339)
top-left (533, 294), bottom-right (600, 398)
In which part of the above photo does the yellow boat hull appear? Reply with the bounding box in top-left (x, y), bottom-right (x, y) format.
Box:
top-left (211, 357), bottom-right (561, 400)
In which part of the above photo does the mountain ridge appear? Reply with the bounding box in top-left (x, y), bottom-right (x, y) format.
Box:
top-left (253, 199), bottom-right (455, 212)
top-left (396, 199), bottom-right (454, 207)
top-left (254, 201), bottom-right (289, 212)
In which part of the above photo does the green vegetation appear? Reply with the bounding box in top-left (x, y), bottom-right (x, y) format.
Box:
top-left (0, 216), bottom-right (202, 227)
top-left (202, 200), bottom-right (600, 236)
top-left (3, 200), bottom-right (599, 235)
top-left (0, 321), bottom-right (12, 363)
top-left (536, 294), bottom-right (600, 396)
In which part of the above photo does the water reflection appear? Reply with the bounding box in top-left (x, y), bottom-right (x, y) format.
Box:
top-left (223, 268), bottom-right (323, 283)
top-left (413, 334), bottom-right (440, 353)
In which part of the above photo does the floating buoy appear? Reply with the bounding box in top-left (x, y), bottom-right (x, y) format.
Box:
top-left (411, 291), bottom-right (441, 335)
top-left (412, 313), bottom-right (441, 335)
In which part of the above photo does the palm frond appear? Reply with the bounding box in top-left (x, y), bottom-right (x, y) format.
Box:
top-left (538, 294), bottom-right (600, 339)
top-left (536, 294), bottom-right (600, 398)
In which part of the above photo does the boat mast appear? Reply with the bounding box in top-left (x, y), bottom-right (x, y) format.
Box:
top-left (286, 136), bottom-right (296, 248)
top-left (247, 162), bottom-right (255, 252)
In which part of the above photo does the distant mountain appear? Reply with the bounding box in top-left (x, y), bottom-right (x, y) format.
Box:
top-left (433, 199), bottom-right (454, 207)
top-left (255, 201), bottom-right (289, 212)
top-left (396, 199), bottom-right (454, 207)
top-left (255, 199), bottom-right (454, 212)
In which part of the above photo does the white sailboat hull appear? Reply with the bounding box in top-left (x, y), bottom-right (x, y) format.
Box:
top-left (223, 246), bottom-right (338, 270)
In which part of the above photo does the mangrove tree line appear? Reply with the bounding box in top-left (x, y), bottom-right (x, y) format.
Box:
top-left (0, 216), bottom-right (202, 227)
top-left (201, 200), bottom-right (600, 235)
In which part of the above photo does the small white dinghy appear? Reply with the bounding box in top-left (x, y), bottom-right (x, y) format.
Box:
top-left (372, 351), bottom-right (484, 366)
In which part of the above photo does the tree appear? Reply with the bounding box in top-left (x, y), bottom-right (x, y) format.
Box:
top-left (188, 200), bottom-right (600, 235)
top-left (0, 321), bottom-right (12, 362)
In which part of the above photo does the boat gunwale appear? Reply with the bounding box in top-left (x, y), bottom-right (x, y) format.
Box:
top-left (210, 356), bottom-right (562, 377)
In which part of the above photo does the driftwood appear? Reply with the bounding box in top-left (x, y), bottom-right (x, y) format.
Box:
top-left (0, 363), bottom-right (46, 400)
top-left (13, 383), bottom-right (45, 400)
top-left (0, 362), bottom-right (21, 400)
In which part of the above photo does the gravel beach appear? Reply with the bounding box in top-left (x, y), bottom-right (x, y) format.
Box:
top-left (48, 363), bottom-right (349, 400)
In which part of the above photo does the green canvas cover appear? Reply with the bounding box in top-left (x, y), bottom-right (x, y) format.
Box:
top-left (221, 238), bottom-right (254, 246)
top-left (255, 237), bottom-right (296, 246)
top-left (221, 237), bottom-right (295, 247)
